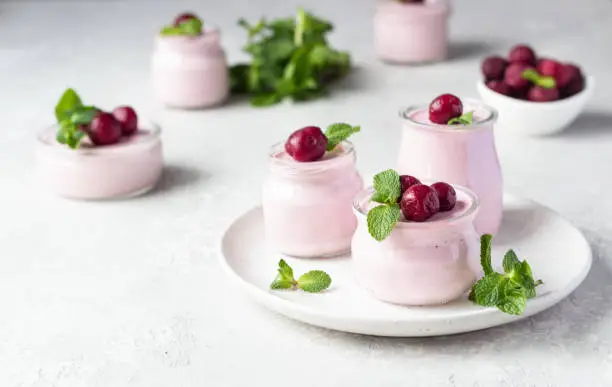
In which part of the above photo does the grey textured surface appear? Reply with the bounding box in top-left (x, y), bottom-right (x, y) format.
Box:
top-left (1, 0), bottom-right (612, 386)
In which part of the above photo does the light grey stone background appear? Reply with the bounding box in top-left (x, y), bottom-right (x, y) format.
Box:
top-left (1, 0), bottom-right (611, 385)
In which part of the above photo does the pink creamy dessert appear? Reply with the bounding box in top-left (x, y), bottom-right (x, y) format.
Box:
top-left (352, 185), bottom-right (480, 305)
top-left (36, 125), bottom-right (163, 199)
top-left (262, 142), bottom-right (363, 257)
top-left (397, 100), bottom-right (503, 235)
top-left (152, 29), bottom-right (229, 108)
top-left (374, 0), bottom-right (450, 64)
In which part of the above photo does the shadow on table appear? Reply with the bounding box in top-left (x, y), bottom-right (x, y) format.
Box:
top-left (555, 111), bottom-right (612, 139)
top-left (150, 164), bottom-right (208, 196)
top-left (448, 40), bottom-right (497, 61)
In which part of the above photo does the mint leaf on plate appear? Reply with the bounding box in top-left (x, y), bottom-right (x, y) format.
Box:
top-left (367, 203), bottom-right (400, 242)
top-left (297, 270), bottom-right (332, 293)
top-left (471, 273), bottom-right (505, 307)
top-left (479, 234), bottom-right (494, 275)
top-left (324, 123), bottom-right (360, 151)
top-left (502, 249), bottom-right (521, 274)
top-left (370, 169), bottom-right (401, 205)
top-left (497, 281), bottom-right (527, 315)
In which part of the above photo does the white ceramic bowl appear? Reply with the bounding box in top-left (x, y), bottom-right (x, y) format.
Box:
top-left (476, 76), bottom-right (594, 136)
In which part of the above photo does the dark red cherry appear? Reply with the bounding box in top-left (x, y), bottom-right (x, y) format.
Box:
top-left (556, 64), bottom-right (583, 89)
top-left (284, 126), bottom-right (328, 162)
top-left (504, 63), bottom-right (533, 90)
top-left (174, 13), bottom-right (198, 27)
top-left (481, 56), bottom-right (508, 81)
top-left (430, 182), bottom-right (456, 211)
top-left (537, 58), bottom-right (563, 78)
top-left (561, 75), bottom-right (585, 98)
top-left (428, 94), bottom-right (463, 124)
top-left (88, 112), bottom-right (122, 146)
top-left (508, 45), bottom-right (536, 65)
top-left (486, 80), bottom-right (512, 96)
top-left (112, 106), bottom-right (138, 136)
top-left (400, 184), bottom-right (440, 222)
top-left (527, 86), bottom-right (560, 102)
top-left (399, 175), bottom-right (421, 197)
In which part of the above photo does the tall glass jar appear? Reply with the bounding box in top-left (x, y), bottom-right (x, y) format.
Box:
top-left (262, 142), bottom-right (363, 258)
top-left (351, 184), bottom-right (480, 306)
top-left (397, 100), bottom-right (502, 235)
top-left (151, 29), bottom-right (229, 109)
top-left (374, 0), bottom-right (450, 64)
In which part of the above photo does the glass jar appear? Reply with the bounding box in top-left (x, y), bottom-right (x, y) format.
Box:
top-left (262, 142), bottom-right (363, 257)
top-left (373, 0), bottom-right (450, 64)
top-left (151, 29), bottom-right (229, 109)
top-left (36, 124), bottom-right (163, 199)
top-left (397, 99), bottom-right (503, 235)
top-left (351, 185), bottom-right (480, 306)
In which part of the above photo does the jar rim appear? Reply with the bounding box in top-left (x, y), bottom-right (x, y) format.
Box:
top-left (353, 183), bottom-right (480, 228)
top-left (267, 140), bottom-right (356, 170)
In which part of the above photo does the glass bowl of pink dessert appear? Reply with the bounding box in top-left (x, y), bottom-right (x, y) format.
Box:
top-left (373, 0), bottom-right (450, 64)
top-left (398, 95), bottom-right (502, 236)
top-left (351, 181), bottom-right (480, 306)
top-left (37, 89), bottom-right (164, 200)
top-left (152, 12), bottom-right (229, 109)
top-left (262, 124), bottom-right (363, 258)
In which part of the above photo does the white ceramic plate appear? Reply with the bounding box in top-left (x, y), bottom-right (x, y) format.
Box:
top-left (219, 194), bottom-right (592, 337)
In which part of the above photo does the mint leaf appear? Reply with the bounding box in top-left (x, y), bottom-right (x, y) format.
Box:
top-left (56, 131), bottom-right (66, 144)
top-left (447, 111), bottom-right (474, 125)
top-left (251, 93), bottom-right (282, 107)
top-left (514, 260), bottom-right (538, 299)
top-left (297, 270), bottom-right (331, 293)
top-left (180, 18), bottom-right (203, 36)
top-left (277, 259), bottom-right (294, 280)
top-left (270, 277), bottom-right (294, 290)
top-left (502, 249), bottom-right (521, 275)
top-left (480, 234), bottom-right (494, 275)
top-left (324, 123), bottom-right (360, 151)
top-left (55, 88), bottom-right (82, 121)
top-left (70, 108), bottom-right (97, 125)
top-left (270, 259), bottom-right (296, 290)
top-left (371, 169), bottom-right (401, 205)
top-left (471, 273), bottom-right (504, 307)
top-left (367, 203), bottom-right (400, 242)
top-left (497, 281), bottom-right (526, 315)
top-left (160, 26), bottom-right (183, 36)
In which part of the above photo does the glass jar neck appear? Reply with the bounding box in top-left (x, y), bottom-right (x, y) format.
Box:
top-left (267, 144), bottom-right (357, 182)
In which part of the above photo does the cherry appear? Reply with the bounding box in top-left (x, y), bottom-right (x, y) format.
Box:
top-left (399, 175), bottom-right (421, 197)
top-left (486, 80), bottom-right (512, 96)
top-left (508, 45), bottom-right (536, 65)
top-left (284, 126), bottom-right (328, 162)
top-left (430, 182), bottom-right (456, 211)
top-left (537, 58), bottom-right (563, 78)
top-left (400, 184), bottom-right (440, 222)
top-left (88, 112), bottom-right (122, 146)
top-left (504, 63), bottom-right (533, 91)
top-left (556, 64), bottom-right (582, 89)
top-left (112, 106), bottom-right (138, 136)
top-left (174, 13), bottom-right (198, 27)
top-left (561, 75), bottom-right (585, 98)
top-left (527, 86), bottom-right (560, 102)
top-left (481, 56), bottom-right (508, 81)
top-left (428, 94), bottom-right (463, 124)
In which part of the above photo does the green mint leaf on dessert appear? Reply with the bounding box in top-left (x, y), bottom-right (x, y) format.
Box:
top-left (471, 234), bottom-right (543, 315)
top-left (160, 26), bottom-right (183, 36)
top-left (447, 111), bottom-right (474, 125)
top-left (480, 234), bottom-right (494, 275)
top-left (56, 130), bottom-right (67, 144)
top-left (297, 270), bottom-right (332, 293)
top-left (70, 108), bottom-right (97, 125)
top-left (55, 88), bottom-right (83, 121)
top-left (180, 18), bottom-right (203, 36)
top-left (367, 203), bottom-right (401, 242)
top-left (324, 123), bottom-right (360, 151)
top-left (370, 169), bottom-right (401, 205)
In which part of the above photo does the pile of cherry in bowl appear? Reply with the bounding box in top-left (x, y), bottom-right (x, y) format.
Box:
top-left (482, 44), bottom-right (586, 102)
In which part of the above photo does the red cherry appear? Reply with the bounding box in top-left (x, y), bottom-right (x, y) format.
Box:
top-left (481, 56), bottom-right (508, 81)
top-left (430, 182), bottom-right (456, 211)
top-left (508, 45), bottom-right (536, 65)
top-left (399, 175), bottom-right (421, 197)
top-left (174, 13), bottom-right (198, 27)
top-left (537, 58), bottom-right (563, 78)
top-left (284, 126), bottom-right (328, 162)
top-left (556, 64), bottom-right (583, 89)
top-left (527, 86), bottom-right (560, 102)
top-left (400, 184), bottom-right (440, 222)
top-left (504, 63), bottom-right (533, 91)
top-left (561, 75), bottom-right (585, 98)
top-left (486, 80), bottom-right (512, 96)
top-left (112, 106), bottom-right (138, 136)
top-left (88, 112), bottom-right (122, 146)
top-left (428, 94), bottom-right (463, 124)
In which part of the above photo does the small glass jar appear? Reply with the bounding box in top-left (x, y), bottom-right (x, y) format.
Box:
top-left (151, 29), bottom-right (229, 109)
top-left (262, 142), bottom-right (363, 258)
top-left (397, 99), bottom-right (503, 235)
top-left (373, 0), bottom-right (450, 64)
top-left (36, 124), bottom-right (163, 200)
top-left (351, 185), bottom-right (480, 306)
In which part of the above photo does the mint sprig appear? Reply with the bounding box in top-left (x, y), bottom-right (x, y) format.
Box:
top-left (324, 123), bottom-right (360, 151)
top-left (522, 68), bottom-right (556, 89)
top-left (469, 234), bottom-right (543, 315)
top-left (447, 111), bottom-right (474, 125)
top-left (229, 8), bottom-right (351, 107)
top-left (54, 89), bottom-right (98, 149)
top-left (160, 18), bottom-right (203, 37)
top-left (270, 259), bottom-right (332, 293)
top-left (366, 169), bottom-right (402, 242)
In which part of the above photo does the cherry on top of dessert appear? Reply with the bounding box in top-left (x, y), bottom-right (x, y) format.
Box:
top-left (400, 184), bottom-right (440, 222)
top-left (284, 126), bottom-right (328, 162)
top-left (428, 94), bottom-right (463, 124)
